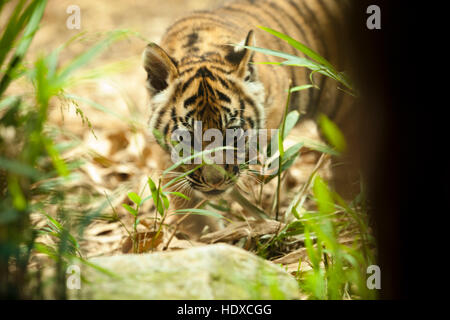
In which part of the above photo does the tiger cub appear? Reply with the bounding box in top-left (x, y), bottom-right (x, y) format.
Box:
top-left (143, 0), bottom-right (354, 236)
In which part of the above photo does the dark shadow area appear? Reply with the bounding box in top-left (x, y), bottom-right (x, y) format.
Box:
top-left (349, 1), bottom-right (419, 299)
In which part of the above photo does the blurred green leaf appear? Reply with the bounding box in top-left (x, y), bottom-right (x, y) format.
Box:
top-left (301, 138), bottom-right (340, 156)
top-left (14, 0), bottom-right (47, 57)
top-left (0, 0), bottom-right (47, 96)
top-left (304, 226), bottom-right (320, 271)
top-left (44, 138), bottom-right (70, 177)
top-left (8, 176), bottom-right (27, 210)
top-left (0, 157), bottom-right (41, 179)
top-left (127, 192), bottom-right (142, 206)
top-left (289, 84), bottom-right (315, 92)
top-left (122, 204), bottom-right (137, 217)
top-left (148, 177), bottom-right (164, 216)
top-left (0, 96), bottom-right (20, 112)
top-left (313, 175), bottom-right (334, 216)
top-left (318, 113), bottom-right (347, 153)
top-left (265, 142), bottom-right (303, 182)
top-left (207, 201), bottom-right (230, 212)
top-left (283, 110), bottom-right (300, 138)
top-left (160, 192), bottom-right (170, 210)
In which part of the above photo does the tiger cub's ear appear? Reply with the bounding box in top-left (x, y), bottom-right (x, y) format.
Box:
top-left (143, 43), bottom-right (179, 94)
top-left (226, 30), bottom-right (256, 80)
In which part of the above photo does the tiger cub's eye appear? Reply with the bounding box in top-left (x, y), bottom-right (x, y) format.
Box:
top-left (225, 127), bottom-right (245, 148)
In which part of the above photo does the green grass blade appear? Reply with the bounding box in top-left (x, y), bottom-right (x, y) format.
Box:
top-left (289, 84), bottom-right (315, 93)
top-left (122, 204), bottom-right (137, 217)
top-left (0, 95), bottom-right (20, 112)
top-left (44, 137), bottom-right (70, 177)
top-left (173, 208), bottom-right (231, 222)
top-left (69, 255), bottom-right (120, 279)
top-left (14, 0), bottom-right (47, 58)
top-left (0, 157), bottom-right (42, 179)
top-left (57, 30), bottom-right (129, 84)
top-left (0, 0), bottom-right (27, 68)
top-left (263, 142), bottom-right (303, 183)
top-left (164, 191), bottom-right (191, 201)
top-left (148, 177), bottom-right (164, 216)
top-left (0, 0), bottom-right (47, 96)
top-left (163, 146), bottom-right (232, 175)
top-left (257, 25), bottom-right (335, 72)
top-left (63, 93), bottom-right (126, 120)
top-left (239, 45), bottom-right (322, 70)
top-left (300, 138), bottom-right (340, 156)
top-left (162, 164), bottom-right (203, 189)
top-left (313, 175), bottom-right (335, 216)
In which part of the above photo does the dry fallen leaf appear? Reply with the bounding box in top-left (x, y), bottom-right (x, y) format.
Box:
top-left (164, 237), bottom-right (204, 251)
top-left (107, 131), bottom-right (129, 156)
top-left (121, 231), bottom-right (164, 254)
top-left (272, 247), bottom-right (309, 265)
top-left (200, 220), bottom-right (284, 243)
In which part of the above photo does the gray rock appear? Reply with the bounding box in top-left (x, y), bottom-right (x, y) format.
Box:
top-left (72, 244), bottom-right (301, 299)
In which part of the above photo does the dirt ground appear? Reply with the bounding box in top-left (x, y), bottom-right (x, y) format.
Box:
top-left (20, 0), bottom-right (331, 262)
top-left (29, 0), bottom-right (225, 135)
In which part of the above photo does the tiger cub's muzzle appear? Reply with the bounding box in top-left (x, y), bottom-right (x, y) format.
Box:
top-left (189, 164), bottom-right (240, 195)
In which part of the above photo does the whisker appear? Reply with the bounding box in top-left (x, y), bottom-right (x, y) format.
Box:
top-left (236, 180), bottom-right (250, 194)
top-left (241, 171), bottom-right (262, 184)
top-left (167, 178), bottom-right (188, 191)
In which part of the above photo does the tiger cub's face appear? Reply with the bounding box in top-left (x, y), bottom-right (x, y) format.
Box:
top-left (144, 31), bottom-right (265, 196)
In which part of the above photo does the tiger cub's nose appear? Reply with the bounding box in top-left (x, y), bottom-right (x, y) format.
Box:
top-left (202, 165), bottom-right (224, 186)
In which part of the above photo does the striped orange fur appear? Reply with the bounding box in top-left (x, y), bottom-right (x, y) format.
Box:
top-left (143, 0), bottom-right (354, 231)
